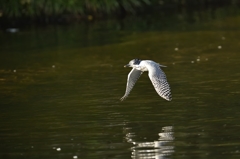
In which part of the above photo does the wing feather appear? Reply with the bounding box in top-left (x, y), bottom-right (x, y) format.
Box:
top-left (121, 68), bottom-right (143, 101)
top-left (148, 66), bottom-right (172, 101)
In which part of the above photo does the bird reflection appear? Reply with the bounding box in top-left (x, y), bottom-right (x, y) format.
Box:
top-left (124, 126), bottom-right (174, 159)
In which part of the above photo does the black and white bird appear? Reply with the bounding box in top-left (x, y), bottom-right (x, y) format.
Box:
top-left (121, 59), bottom-right (172, 101)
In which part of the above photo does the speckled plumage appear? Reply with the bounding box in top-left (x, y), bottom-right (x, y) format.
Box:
top-left (121, 59), bottom-right (172, 101)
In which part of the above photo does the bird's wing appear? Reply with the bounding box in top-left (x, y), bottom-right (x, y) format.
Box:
top-left (148, 67), bottom-right (172, 101)
top-left (121, 68), bottom-right (143, 101)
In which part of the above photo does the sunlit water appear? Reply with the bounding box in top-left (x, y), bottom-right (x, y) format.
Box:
top-left (1, 9), bottom-right (240, 159)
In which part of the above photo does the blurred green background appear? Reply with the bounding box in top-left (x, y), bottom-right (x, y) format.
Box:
top-left (1, 0), bottom-right (240, 26)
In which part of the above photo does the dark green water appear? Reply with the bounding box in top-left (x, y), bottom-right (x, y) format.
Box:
top-left (1, 9), bottom-right (240, 159)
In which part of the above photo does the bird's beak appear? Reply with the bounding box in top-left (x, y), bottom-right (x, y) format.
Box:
top-left (124, 64), bottom-right (130, 67)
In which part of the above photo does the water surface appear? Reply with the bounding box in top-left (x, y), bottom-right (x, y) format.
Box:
top-left (1, 9), bottom-right (240, 159)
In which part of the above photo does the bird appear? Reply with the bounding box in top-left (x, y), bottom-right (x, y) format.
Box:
top-left (120, 59), bottom-right (172, 101)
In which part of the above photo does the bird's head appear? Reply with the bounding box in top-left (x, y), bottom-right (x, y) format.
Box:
top-left (124, 59), bottom-right (141, 68)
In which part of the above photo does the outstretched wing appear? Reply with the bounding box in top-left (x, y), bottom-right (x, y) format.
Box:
top-left (121, 68), bottom-right (143, 101)
top-left (148, 67), bottom-right (172, 101)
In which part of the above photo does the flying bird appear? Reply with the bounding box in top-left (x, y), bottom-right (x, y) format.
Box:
top-left (121, 59), bottom-right (172, 101)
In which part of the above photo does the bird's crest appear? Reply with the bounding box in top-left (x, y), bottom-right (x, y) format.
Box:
top-left (130, 59), bottom-right (141, 65)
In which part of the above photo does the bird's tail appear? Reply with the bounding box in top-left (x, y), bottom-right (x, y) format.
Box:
top-left (158, 63), bottom-right (167, 67)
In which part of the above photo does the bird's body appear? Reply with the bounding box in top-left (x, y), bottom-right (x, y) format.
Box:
top-left (121, 59), bottom-right (172, 101)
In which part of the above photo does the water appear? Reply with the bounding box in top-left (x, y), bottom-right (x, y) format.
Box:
top-left (1, 8), bottom-right (240, 159)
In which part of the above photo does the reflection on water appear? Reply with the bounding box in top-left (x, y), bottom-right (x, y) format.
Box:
top-left (125, 126), bottom-right (174, 159)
